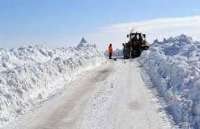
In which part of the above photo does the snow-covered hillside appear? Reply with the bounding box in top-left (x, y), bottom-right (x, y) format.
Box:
top-left (140, 35), bottom-right (200, 129)
top-left (0, 41), bottom-right (105, 127)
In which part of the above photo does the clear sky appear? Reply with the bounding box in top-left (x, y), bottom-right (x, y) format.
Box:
top-left (0, 0), bottom-right (200, 48)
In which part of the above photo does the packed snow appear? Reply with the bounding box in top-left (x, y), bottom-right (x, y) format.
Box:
top-left (140, 34), bottom-right (200, 129)
top-left (0, 40), bottom-right (105, 127)
top-left (2, 60), bottom-right (174, 129)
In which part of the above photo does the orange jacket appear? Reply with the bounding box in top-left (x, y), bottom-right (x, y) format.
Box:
top-left (108, 45), bottom-right (113, 53)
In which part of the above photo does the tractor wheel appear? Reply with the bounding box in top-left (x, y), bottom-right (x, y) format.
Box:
top-left (143, 46), bottom-right (149, 50)
top-left (131, 49), bottom-right (142, 58)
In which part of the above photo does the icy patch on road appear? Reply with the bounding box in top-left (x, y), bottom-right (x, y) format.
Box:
top-left (0, 42), bottom-right (105, 127)
top-left (140, 35), bottom-right (200, 129)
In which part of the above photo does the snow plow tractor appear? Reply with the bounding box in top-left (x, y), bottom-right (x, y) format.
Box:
top-left (123, 32), bottom-right (149, 59)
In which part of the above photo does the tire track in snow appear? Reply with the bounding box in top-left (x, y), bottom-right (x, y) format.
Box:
top-left (78, 60), bottom-right (175, 129)
top-left (3, 64), bottom-right (113, 129)
top-left (4, 60), bottom-right (176, 129)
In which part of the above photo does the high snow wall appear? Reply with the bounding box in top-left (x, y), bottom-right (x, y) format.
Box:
top-left (140, 35), bottom-right (200, 129)
top-left (0, 43), bottom-right (105, 127)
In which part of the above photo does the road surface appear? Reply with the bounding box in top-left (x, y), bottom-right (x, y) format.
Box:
top-left (4, 60), bottom-right (175, 129)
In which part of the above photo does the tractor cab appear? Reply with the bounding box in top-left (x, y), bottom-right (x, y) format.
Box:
top-left (123, 32), bottom-right (149, 59)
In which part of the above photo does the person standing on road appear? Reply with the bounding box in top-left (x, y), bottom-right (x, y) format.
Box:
top-left (108, 43), bottom-right (113, 59)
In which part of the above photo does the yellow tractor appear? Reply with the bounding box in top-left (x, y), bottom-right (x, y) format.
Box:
top-left (123, 32), bottom-right (149, 59)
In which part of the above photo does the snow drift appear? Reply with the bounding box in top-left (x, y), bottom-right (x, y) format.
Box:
top-left (140, 35), bottom-right (200, 129)
top-left (0, 41), bottom-right (105, 127)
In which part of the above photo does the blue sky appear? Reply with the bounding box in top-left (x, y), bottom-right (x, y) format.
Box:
top-left (0, 0), bottom-right (200, 48)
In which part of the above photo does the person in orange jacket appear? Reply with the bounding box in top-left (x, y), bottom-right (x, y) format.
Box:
top-left (108, 43), bottom-right (113, 59)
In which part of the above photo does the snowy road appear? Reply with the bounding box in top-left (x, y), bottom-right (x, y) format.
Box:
top-left (4, 60), bottom-right (174, 129)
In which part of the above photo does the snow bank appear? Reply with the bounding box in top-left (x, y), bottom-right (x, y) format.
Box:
top-left (140, 35), bottom-right (200, 129)
top-left (0, 42), bottom-right (105, 127)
